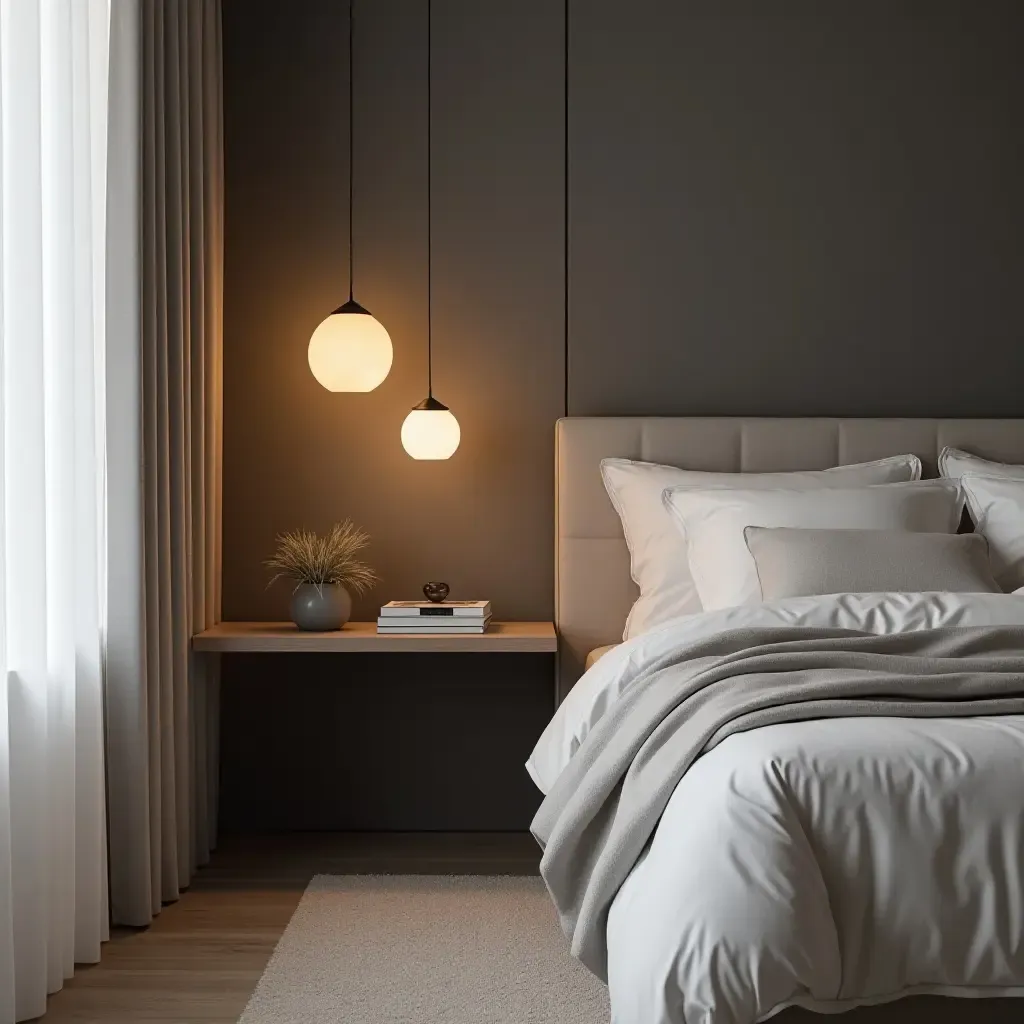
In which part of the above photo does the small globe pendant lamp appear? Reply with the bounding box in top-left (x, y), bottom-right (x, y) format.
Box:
top-left (307, 0), bottom-right (393, 392)
top-left (401, 0), bottom-right (459, 459)
top-left (401, 394), bottom-right (460, 461)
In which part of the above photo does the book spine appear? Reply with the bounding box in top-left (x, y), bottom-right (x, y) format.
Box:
top-left (376, 624), bottom-right (489, 630)
top-left (378, 608), bottom-right (490, 618)
top-left (377, 619), bottom-right (492, 627)
top-left (376, 622), bottom-right (487, 630)
top-left (377, 620), bottom-right (491, 626)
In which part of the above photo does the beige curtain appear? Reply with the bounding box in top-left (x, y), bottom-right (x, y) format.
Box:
top-left (105, 0), bottom-right (223, 927)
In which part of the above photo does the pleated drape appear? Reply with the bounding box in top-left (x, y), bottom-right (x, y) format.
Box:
top-left (105, 0), bottom-right (223, 928)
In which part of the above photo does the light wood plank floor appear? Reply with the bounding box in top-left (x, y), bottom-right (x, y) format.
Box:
top-left (38, 832), bottom-right (540, 1024)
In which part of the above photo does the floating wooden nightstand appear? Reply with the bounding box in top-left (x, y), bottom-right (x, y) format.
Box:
top-left (192, 620), bottom-right (557, 655)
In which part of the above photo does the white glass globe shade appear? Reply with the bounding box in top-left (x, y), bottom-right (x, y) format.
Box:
top-left (307, 308), bottom-right (393, 392)
top-left (401, 406), bottom-right (461, 460)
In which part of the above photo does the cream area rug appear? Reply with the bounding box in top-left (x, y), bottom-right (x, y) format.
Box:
top-left (238, 875), bottom-right (610, 1024)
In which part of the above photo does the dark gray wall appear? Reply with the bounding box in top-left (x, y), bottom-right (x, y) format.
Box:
top-left (221, 0), bottom-right (1024, 831)
top-left (571, 0), bottom-right (1024, 415)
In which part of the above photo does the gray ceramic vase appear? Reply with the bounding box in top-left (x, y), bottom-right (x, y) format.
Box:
top-left (290, 583), bottom-right (351, 631)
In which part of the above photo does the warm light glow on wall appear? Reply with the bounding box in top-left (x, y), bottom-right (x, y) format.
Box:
top-left (401, 399), bottom-right (461, 460)
top-left (307, 302), bottom-right (393, 392)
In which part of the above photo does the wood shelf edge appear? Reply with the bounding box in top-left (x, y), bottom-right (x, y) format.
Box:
top-left (192, 620), bottom-right (557, 654)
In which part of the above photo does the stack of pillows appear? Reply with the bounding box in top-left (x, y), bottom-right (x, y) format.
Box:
top-left (601, 447), bottom-right (1024, 642)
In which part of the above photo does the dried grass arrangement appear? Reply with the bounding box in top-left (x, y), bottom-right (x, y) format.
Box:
top-left (266, 520), bottom-right (379, 595)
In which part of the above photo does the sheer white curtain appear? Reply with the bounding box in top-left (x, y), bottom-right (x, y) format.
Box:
top-left (0, 1), bottom-right (112, 1021)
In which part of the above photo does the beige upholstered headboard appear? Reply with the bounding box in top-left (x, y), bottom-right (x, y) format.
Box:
top-left (555, 417), bottom-right (1024, 701)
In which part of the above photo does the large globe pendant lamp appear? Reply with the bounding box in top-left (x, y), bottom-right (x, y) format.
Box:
top-left (307, 0), bottom-right (393, 392)
top-left (401, 0), bottom-right (460, 459)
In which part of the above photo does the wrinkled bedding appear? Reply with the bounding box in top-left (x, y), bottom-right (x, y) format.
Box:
top-left (528, 592), bottom-right (1024, 795)
top-left (529, 594), bottom-right (1024, 1024)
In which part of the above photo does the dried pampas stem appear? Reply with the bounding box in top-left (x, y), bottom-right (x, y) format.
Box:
top-left (266, 520), bottom-right (379, 595)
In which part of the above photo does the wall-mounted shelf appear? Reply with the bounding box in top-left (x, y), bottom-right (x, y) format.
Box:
top-left (192, 620), bottom-right (557, 654)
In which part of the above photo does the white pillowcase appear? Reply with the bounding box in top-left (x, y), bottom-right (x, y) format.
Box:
top-left (939, 446), bottom-right (1024, 482)
top-left (663, 479), bottom-right (964, 611)
top-left (601, 455), bottom-right (922, 639)
top-left (960, 475), bottom-right (1024, 593)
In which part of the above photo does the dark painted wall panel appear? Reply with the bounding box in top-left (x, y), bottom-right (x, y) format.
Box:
top-left (221, 0), bottom-right (1024, 830)
top-left (218, 654), bottom-right (552, 832)
top-left (570, 0), bottom-right (1024, 415)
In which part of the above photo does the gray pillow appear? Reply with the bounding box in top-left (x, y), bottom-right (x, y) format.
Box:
top-left (743, 527), bottom-right (1000, 601)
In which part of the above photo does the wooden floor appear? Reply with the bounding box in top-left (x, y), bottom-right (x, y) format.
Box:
top-left (39, 832), bottom-right (540, 1024)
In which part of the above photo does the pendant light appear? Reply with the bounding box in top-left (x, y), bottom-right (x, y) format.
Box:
top-left (307, 0), bottom-right (393, 392)
top-left (401, 0), bottom-right (460, 460)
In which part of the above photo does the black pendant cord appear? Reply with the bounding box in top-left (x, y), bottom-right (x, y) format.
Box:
top-left (426, 0), bottom-right (433, 398)
top-left (563, 0), bottom-right (569, 417)
top-left (406, 0), bottom-right (445, 417)
top-left (410, 0), bottom-right (445, 416)
top-left (348, 0), bottom-right (355, 302)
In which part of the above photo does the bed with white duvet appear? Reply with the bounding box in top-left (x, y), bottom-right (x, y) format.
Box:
top-left (529, 592), bottom-right (1024, 1024)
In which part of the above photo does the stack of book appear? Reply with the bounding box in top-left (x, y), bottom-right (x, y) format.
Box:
top-left (377, 600), bottom-right (492, 634)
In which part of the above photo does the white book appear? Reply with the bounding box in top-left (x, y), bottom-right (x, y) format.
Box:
top-left (377, 616), bottom-right (492, 629)
top-left (377, 624), bottom-right (490, 634)
top-left (379, 600), bottom-right (491, 619)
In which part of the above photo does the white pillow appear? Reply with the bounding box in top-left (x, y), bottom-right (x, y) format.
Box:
top-left (601, 454), bottom-right (921, 639)
top-left (939, 446), bottom-right (1024, 482)
top-left (663, 479), bottom-right (964, 611)
top-left (743, 528), bottom-right (1000, 600)
top-left (960, 475), bottom-right (1024, 593)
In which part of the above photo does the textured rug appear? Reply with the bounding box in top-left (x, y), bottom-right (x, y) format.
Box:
top-left (238, 874), bottom-right (610, 1024)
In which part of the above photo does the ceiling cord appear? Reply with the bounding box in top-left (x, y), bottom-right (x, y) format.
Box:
top-left (563, 0), bottom-right (569, 418)
top-left (348, 0), bottom-right (355, 300)
top-left (427, 0), bottom-right (433, 396)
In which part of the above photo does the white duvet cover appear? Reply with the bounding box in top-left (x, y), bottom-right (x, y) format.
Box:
top-left (530, 593), bottom-right (1024, 1024)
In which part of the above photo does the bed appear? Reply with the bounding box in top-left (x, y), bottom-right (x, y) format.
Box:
top-left (540, 416), bottom-right (1024, 1024)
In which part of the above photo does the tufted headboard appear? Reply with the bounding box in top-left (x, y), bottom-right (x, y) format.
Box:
top-left (555, 417), bottom-right (1024, 702)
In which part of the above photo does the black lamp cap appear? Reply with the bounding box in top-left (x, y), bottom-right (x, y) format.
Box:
top-left (332, 298), bottom-right (371, 316)
top-left (412, 395), bottom-right (449, 412)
